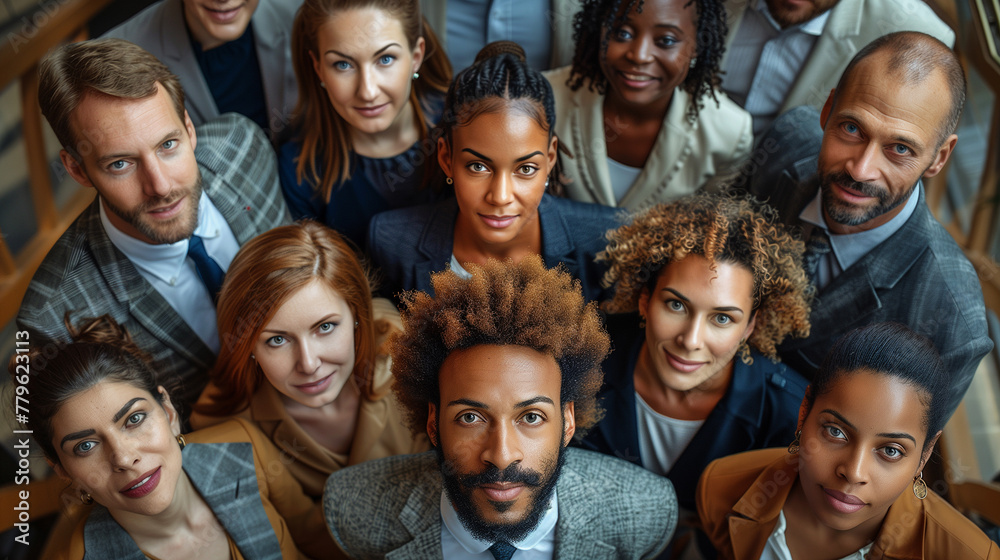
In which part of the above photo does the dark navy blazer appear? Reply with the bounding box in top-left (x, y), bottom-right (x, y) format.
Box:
top-left (577, 312), bottom-right (808, 512)
top-left (367, 193), bottom-right (624, 302)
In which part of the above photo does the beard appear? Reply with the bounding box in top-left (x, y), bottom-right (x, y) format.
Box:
top-left (435, 435), bottom-right (566, 544)
top-left (103, 174), bottom-right (203, 244)
top-left (765, 0), bottom-right (838, 27)
top-left (819, 171), bottom-right (914, 227)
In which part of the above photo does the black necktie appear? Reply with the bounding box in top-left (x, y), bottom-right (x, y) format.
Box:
top-left (186, 234), bottom-right (225, 303)
top-left (802, 226), bottom-right (831, 285)
top-left (488, 541), bottom-right (517, 560)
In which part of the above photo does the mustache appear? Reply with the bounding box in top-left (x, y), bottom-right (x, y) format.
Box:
top-left (824, 172), bottom-right (885, 199)
top-left (456, 462), bottom-right (543, 489)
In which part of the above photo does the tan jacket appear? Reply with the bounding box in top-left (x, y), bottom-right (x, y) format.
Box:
top-left (698, 448), bottom-right (1000, 560)
top-left (191, 298), bottom-right (428, 498)
top-left (545, 65), bottom-right (753, 210)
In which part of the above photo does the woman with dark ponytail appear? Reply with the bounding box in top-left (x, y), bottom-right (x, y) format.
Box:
top-left (279, 0), bottom-right (452, 252)
top-left (17, 315), bottom-right (331, 559)
top-left (546, 0), bottom-right (753, 210)
top-left (368, 41), bottom-right (623, 302)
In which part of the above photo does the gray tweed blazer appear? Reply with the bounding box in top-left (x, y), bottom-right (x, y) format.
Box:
top-left (323, 448), bottom-right (678, 559)
top-left (746, 106), bottom-right (992, 418)
top-left (16, 113), bottom-right (290, 411)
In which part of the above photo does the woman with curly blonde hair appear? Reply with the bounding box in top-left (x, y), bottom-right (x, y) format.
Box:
top-left (579, 193), bottom-right (813, 525)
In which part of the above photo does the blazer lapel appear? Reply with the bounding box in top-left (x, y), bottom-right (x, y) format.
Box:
top-left (414, 199), bottom-right (458, 294)
top-left (252, 6), bottom-right (295, 135)
top-left (386, 475), bottom-right (444, 560)
top-left (726, 454), bottom-right (798, 559)
top-left (82, 507), bottom-right (147, 560)
top-left (184, 442), bottom-right (284, 558)
top-left (571, 87), bottom-right (616, 205)
top-left (159, 0), bottom-right (218, 123)
top-left (619, 88), bottom-right (694, 209)
top-left (538, 195), bottom-right (578, 272)
top-left (782, 0), bottom-right (863, 112)
top-left (553, 467), bottom-right (617, 559)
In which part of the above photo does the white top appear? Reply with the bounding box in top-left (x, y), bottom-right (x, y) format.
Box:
top-left (761, 511), bottom-right (874, 560)
top-left (606, 157), bottom-right (643, 203)
top-left (99, 190), bottom-right (239, 352)
top-left (449, 254), bottom-right (473, 280)
top-left (440, 488), bottom-right (558, 559)
top-left (721, 0), bottom-right (831, 136)
top-left (798, 185), bottom-right (920, 290)
top-left (635, 391), bottom-right (705, 476)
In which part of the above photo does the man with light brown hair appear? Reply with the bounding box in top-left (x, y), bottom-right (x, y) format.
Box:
top-left (17, 38), bottom-right (289, 415)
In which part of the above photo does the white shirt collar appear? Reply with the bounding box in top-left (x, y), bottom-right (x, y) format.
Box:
top-left (440, 488), bottom-right (559, 554)
top-left (799, 183), bottom-right (920, 272)
top-left (99, 190), bottom-right (223, 285)
top-left (755, 0), bottom-right (832, 35)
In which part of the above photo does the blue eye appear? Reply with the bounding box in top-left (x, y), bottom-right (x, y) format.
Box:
top-left (109, 160), bottom-right (127, 171)
top-left (892, 144), bottom-right (910, 155)
top-left (318, 322), bottom-right (336, 333)
top-left (667, 300), bottom-right (684, 312)
top-left (126, 412), bottom-right (145, 426)
top-left (333, 61), bottom-right (351, 70)
top-left (267, 335), bottom-right (285, 347)
top-left (714, 314), bottom-right (732, 326)
top-left (378, 54), bottom-right (395, 65)
top-left (161, 139), bottom-right (177, 150)
top-left (825, 425), bottom-right (846, 439)
top-left (844, 123), bottom-right (859, 134)
top-left (75, 440), bottom-right (96, 455)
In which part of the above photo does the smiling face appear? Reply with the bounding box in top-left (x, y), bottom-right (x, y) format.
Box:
top-left (311, 7), bottom-right (425, 139)
top-left (50, 382), bottom-right (183, 516)
top-left (182, 0), bottom-right (259, 51)
top-left (817, 53), bottom-right (956, 234)
top-left (599, 0), bottom-right (698, 113)
top-left (428, 344), bottom-right (575, 543)
top-left (796, 369), bottom-right (933, 535)
top-left (62, 85), bottom-right (201, 245)
top-left (637, 255), bottom-right (756, 393)
top-left (441, 107), bottom-right (557, 255)
top-left (253, 279), bottom-right (357, 409)
top-left (764, 0), bottom-right (838, 28)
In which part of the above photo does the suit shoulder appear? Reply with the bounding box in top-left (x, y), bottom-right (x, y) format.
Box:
top-left (755, 356), bottom-right (810, 398)
top-left (702, 448), bottom-right (787, 488)
top-left (101, 1), bottom-right (165, 42)
top-left (919, 491), bottom-right (1000, 558)
top-left (857, 0), bottom-right (955, 45)
top-left (546, 195), bottom-right (624, 228)
top-left (564, 447), bottom-right (672, 496)
top-left (195, 113), bottom-right (271, 164)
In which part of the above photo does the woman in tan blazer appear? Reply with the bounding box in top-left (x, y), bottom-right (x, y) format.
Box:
top-left (545, 0), bottom-right (752, 210)
top-left (191, 222), bottom-right (427, 498)
top-left (698, 323), bottom-right (999, 560)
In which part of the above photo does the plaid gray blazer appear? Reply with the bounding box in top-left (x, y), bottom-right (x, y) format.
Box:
top-left (323, 448), bottom-right (678, 559)
top-left (747, 106), bottom-right (993, 418)
top-left (81, 441), bottom-right (281, 559)
top-left (16, 113), bottom-right (290, 412)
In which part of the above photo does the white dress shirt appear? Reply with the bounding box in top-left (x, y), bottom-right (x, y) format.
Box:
top-left (440, 489), bottom-right (558, 559)
top-left (798, 185), bottom-right (920, 291)
top-left (99, 190), bottom-right (240, 352)
top-left (721, 0), bottom-right (831, 136)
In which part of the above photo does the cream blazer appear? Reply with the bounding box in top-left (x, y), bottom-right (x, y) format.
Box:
top-left (545, 65), bottom-right (753, 210)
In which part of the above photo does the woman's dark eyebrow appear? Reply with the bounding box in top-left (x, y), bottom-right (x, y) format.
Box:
top-left (113, 397), bottom-right (147, 423)
top-left (61, 429), bottom-right (95, 448)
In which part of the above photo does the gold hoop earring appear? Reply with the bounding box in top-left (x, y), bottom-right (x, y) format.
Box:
top-left (80, 490), bottom-right (94, 505)
top-left (738, 339), bottom-right (753, 365)
top-left (912, 472), bottom-right (927, 500)
top-left (177, 434), bottom-right (186, 449)
top-left (787, 430), bottom-right (801, 454)
top-left (445, 177), bottom-right (453, 185)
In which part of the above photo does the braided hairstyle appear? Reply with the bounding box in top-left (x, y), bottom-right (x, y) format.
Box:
top-left (437, 41), bottom-right (564, 193)
top-left (567, 0), bottom-right (728, 121)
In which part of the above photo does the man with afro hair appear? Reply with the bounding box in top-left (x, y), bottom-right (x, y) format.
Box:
top-left (323, 255), bottom-right (678, 559)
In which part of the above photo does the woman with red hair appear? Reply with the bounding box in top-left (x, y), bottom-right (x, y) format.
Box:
top-left (191, 221), bottom-right (426, 497)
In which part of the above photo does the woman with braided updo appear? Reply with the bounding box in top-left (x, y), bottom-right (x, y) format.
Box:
top-left (368, 41), bottom-right (622, 302)
top-left (546, 0), bottom-right (753, 210)
top-left (577, 193), bottom-right (813, 549)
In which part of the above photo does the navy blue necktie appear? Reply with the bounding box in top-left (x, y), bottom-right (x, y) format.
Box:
top-left (488, 541), bottom-right (517, 560)
top-left (187, 234), bottom-right (225, 303)
top-left (802, 226), bottom-right (831, 285)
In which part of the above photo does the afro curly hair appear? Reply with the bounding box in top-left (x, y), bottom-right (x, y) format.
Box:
top-left (599, 193), bottom-right (814, 360)
top-left (390, 255), bottom-right (609, 439)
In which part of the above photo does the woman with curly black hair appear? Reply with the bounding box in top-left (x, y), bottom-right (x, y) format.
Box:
top-left (578, 193), bottom-right (813, 552)
top-left (546, 0), bottom-right (753, 210)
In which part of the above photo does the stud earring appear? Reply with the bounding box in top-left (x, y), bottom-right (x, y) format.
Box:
top-left (320, 82), bottom-right (326, 89)
top-left (355, 321), bottom-right (359, 328)
top-left (250, 353), bottom-right (255, 360)
top-left (177, 434), bottom-right (187, 449)
top-left (445, 177), bottom-right (453, 185)
top-left (912, 472), bottom-right (927, 499)
top-left (80, 490), bottom-right (94, 505)
top-left (412, 72), bottom-right (420, 80)
top-left (787, 430), bottom-right (801, 454)
top-left (689, 58), bottom-right (697, 69)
